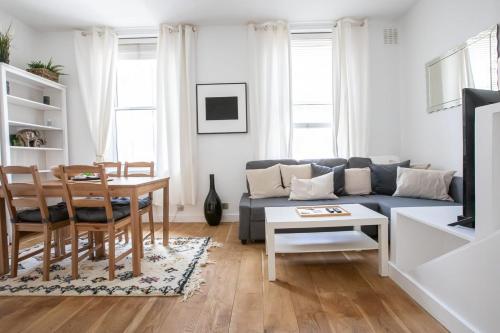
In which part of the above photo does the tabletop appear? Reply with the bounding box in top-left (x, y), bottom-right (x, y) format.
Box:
top-left (265, 204), bottom-right (387, 226)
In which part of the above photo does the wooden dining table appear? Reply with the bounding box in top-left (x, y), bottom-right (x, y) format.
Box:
top-left (0, 176), bottom-right (170, 277)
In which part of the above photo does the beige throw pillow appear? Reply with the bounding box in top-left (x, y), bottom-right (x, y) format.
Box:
top-left (344, 167), bottom-right (372, 195)
top-left (246, 164), bottom-right (288, 199)
top-left (393, 167), bottom-right (456, 201)
top-left (279, 164), bottom-right (312, 191)
top-left (289, 172), bottom-right (338, 200)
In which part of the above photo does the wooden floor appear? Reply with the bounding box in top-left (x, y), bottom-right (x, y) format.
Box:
top-left (0, 222), bottom-right (447, 333)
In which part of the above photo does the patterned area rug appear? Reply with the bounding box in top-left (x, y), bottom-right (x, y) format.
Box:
top-left (0, 237), bottom-right (219, 297)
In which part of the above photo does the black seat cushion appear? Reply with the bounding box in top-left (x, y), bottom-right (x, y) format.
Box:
top-left (113, 197), bottom-right (152, 209)
top-left (16, 202), bottom-right (69, 223)
top-left (75, 200), bottom-right (131, 223)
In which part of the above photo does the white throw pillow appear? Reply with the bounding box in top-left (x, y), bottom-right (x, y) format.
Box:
top-left (280, 164), bottom-right (312, 190)
top-left (393, 167), bottom-right (456, 201)
top-left (289, 172), bottom-right (338, 200)
top-left (246, 164), bottom-right (288, 199)
top-left (344, 167), bottom-right (372, 195)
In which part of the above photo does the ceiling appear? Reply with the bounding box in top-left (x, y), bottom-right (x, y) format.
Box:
top-left (0, 0), bottom-right (417, 31)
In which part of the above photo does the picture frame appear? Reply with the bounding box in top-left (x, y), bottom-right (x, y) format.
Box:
top-left (196, 83), bottom-right (248, 134)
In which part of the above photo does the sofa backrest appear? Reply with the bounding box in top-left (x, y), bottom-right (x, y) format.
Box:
top-left (245, 158), bottom-right (348, 170)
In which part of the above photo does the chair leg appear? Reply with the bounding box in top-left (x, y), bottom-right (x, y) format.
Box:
top-left (10, 227), bottom-right (20, 278)
top-left (60, 228), bottom-right (67, 256)
top-left (70, 223), bottom-right (79, 280)
top-left (148, 206), bottom-right (155, 245)
top-left (124, 226), bottom-right (129, 244)
top-left (54, 230), bottom-right (61, 257)
top-left (139, 220), bottom-right (144, 258)
top-left (108, 225), bottom-right (115, 281)
top-left (42, 225), bottom-right (52, 281)
top-left (88, 232), bottom-right (94, 260)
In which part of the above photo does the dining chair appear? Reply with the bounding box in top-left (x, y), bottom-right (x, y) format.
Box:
top-left (60, 165), bottom-right (132, 281)
top-left (93, 161), bottom-right (129, 243)
top-left (93, 161), bottom-right (122, 177)
top-left (124, 161), bottom-right (155, 245)
top-left (0, 165), bottom-right (71, 281)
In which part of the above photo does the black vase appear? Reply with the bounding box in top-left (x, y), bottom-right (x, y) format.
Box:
top-left (204, 174), bottom-right (222, 226)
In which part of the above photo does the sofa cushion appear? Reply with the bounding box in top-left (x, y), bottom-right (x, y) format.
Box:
top-left (246, 164), bottom-right (288, 199)
top-left (249, 195), bottom-right (379, 222)
top-left (449, 176), bottom-right (463, 204)
top-left (394, 167), bottom-right (456, 201)
top-left (347, 157), bottom-right (372, 168)
top-left (370, 195), bottom-right (461, 218)
top-left (369, 160), bottom-right (411, 195)
top-left (280, 164), bottom-right (312, 189)
top-left (344, 168), bottom-right (372, 195)
top-left (289, 172), bottom-right (337, 200)
top-left (311, 163), bottom-right (346, 195)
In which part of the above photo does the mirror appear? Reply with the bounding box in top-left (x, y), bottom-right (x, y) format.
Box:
top-left (426, 25), bottom-right (499, 113)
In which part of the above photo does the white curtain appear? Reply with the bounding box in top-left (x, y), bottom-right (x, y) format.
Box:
top-left (248, 21), bottom-right (292, 159)
top-left (155, 24), bottom-right (197, 206)
top-left (74, 27), bottom-right (118, 162)
top-left (333, 18), bottom-right (369, 157)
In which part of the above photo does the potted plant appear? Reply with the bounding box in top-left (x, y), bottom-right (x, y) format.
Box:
top-left (26, 58), bottom-right (65, 82)
top-left (0, 24), bottom-right (12, 64)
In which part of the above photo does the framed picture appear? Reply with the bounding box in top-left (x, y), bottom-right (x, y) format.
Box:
top-left (196, 83), bottom-right (247, 134)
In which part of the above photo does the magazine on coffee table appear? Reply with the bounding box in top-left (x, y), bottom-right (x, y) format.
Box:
top-left (296, 205), bottom-right (351, 217)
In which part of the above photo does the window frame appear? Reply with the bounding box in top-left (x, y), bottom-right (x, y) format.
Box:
top-left (290, 31), bottom-right (335, 158)
top-left (111, 37), bottom-right (157, 162)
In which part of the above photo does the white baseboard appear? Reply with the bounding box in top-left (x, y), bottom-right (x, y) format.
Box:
top-left (389, 262), bottom-right (476, 333)
top-left (153, 214), bottom-right (239, 223)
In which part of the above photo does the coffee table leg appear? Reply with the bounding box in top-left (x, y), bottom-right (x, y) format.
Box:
top-left (266, 225), bottom-right (276, 281)
top-left (378, 222), bottom-right (389, 276)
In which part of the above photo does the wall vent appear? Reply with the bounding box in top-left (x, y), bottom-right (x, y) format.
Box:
top-left (384, 28), bottom-right (399, 45)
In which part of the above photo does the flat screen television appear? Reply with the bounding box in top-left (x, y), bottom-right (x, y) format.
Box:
top-left (449, 88), bottom-right (500, 228)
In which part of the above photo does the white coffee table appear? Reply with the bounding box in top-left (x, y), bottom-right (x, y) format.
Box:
top-left (265, 204), bottom-right (388, 281)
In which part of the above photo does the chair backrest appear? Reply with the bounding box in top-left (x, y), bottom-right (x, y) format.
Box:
top-left (93, 161), bottom-right (122, 177)
top-left (60, 165), bottom-right (114, 221)
top-left (0, 165), bottom-right (49, 223)
top-left (124, 161), bottom-right (154, 177)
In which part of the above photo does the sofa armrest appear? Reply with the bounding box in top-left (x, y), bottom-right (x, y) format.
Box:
top-left (239, 193), bottom-right (252, 243)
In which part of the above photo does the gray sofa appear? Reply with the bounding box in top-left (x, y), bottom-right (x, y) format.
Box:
top-left (239, 157), bottom-right (463, 244)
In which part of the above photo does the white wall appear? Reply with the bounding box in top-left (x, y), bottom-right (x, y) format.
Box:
top-left (368, 20), bottom-right (401, 156)
top-left (33, 31), bottom-right (95, 164)
top-left (177, 25), bottom-right (253, 221)
top-left (0, 9), bottom-right (38, 68)
top-left (397, 0), bottom-right (500, 174)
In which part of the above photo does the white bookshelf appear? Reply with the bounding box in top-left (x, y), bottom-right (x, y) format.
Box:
top-left (0, 62), bottom-right (69, 180)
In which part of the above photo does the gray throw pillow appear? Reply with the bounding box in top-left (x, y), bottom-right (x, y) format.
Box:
top-left (311, 163), bottom-right (346, 195)
top-left (369, 160), bottom-right (411, 195)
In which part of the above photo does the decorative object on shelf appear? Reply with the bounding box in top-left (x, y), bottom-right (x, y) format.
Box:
top-left (15, 129), bottom-right (46, 147)
top-left (43, 95), bottom-right (50, 105)
top-left (9, 134), bottom-right (21, 146)
top-left (196, 83), bottom-right (247, 134)
top-left (203, 174), bottom-right (222, 226)
top-left (0, 24), bottom-right (12, 64)
top-left (26, 58), bottom-right (65, 82)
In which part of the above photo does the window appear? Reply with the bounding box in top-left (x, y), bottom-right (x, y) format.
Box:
top-left (113, 38), bottom-right (157, 162)
top-left (290, 32), bottom-right (334, 159)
